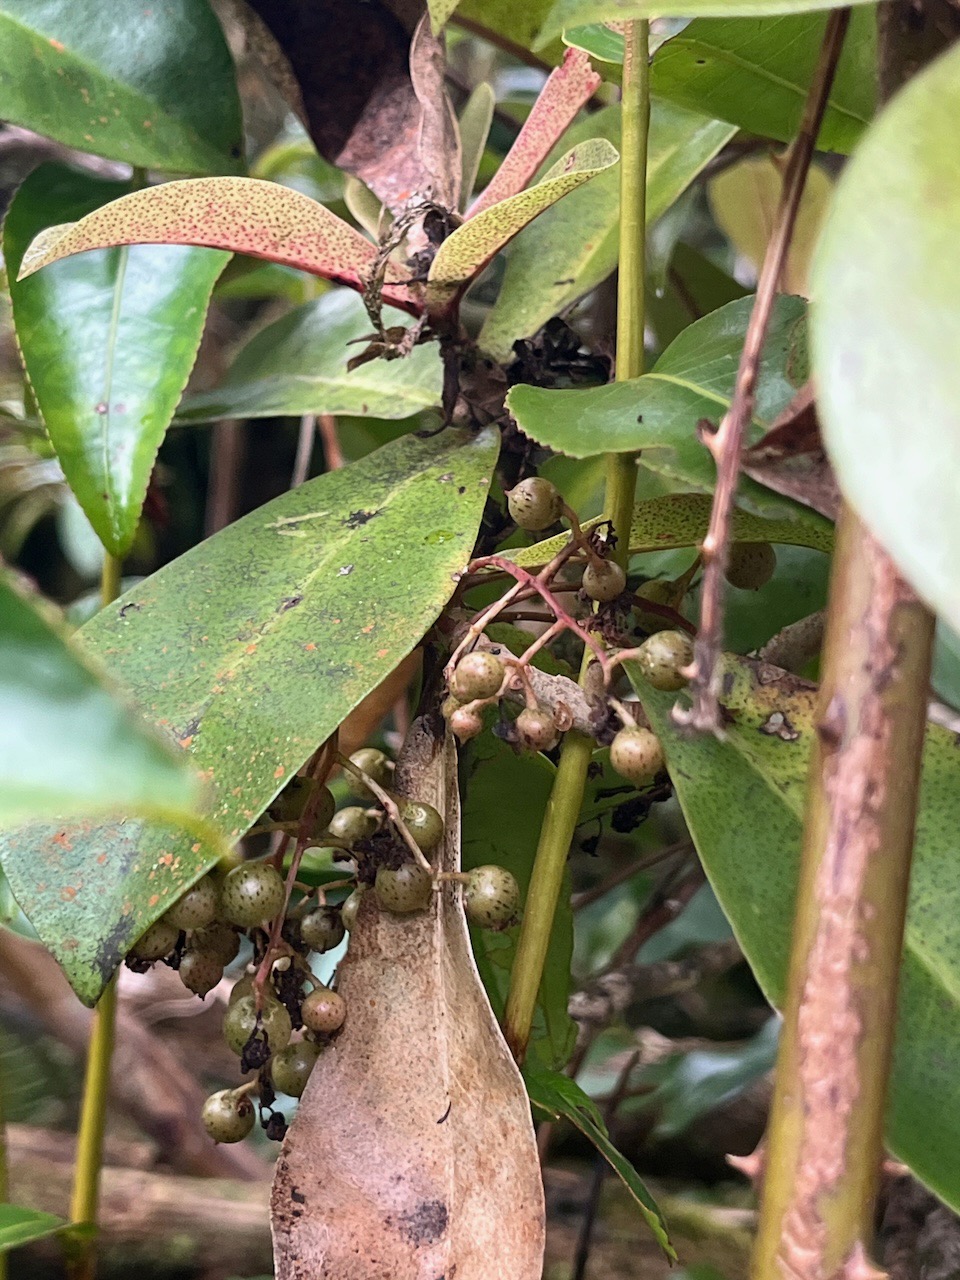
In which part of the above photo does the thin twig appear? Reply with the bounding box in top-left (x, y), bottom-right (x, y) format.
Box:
top-left (674, 9), bottom-right (851, 736)
top-left (290, 414), bottom-right (316, 488)
top-left (317, 413), bottom-right (343, 471)
top-left (572, 840), bottom-right (693, 912)
top-left (336, 753), bottom-right (432, 874)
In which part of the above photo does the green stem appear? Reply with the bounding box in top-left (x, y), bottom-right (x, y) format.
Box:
top-left (69, 552), bottom-right (123, 1280)
top-left (503, 21), bottom-right (650, 1063)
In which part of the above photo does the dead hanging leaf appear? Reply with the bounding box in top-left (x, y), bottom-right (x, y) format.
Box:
top-left (741, 382), bottom-right (841, 521)
top-left (271, 715), bottom-right (545, 1280)
top-left (409, 15), bottom-right (462, 212)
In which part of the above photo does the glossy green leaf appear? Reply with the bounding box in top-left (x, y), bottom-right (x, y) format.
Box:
top-left (427, 138), bottom-right (619, 311)
top-left (650, 11), bottom-right (875, 155)
top-left (508, 295), bottom-right (811, 519)
top-left (538, 0), bottom-right (876, 45)
top-left (16, 178), bottom-right (419, 315)
top-left (0, 1203), bottom-right (68, 1252)
top-left (0, 0), bottom-right (242, 173)
top-left (480, 104), bottom-right (735, 359)
top-left (811, 43), bottom-right (960, 635)
top-left (506, 491), bottom-right (832, 570)
top-left (525, 1065), bottom-right (675, 1258)
top-left (461, 738), bottom-right (575, 1069)
top-left (0, 429), bottom-right (497, 1004)
top-left (177, 290), bottom-right (441, 424)
top-left (5, 164), bottom-right (228, 557)
top-left (456, 0), bottom-right (563, 61)
top-left (634, 655), bottom-right (960, 1212)
top-left (0, 571), bottom-right (199, 829)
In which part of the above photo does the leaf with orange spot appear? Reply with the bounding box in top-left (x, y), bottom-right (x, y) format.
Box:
top-left (426, 137), bottom-right (618, 312)
top-left (18, 177), bottom-right (421, 313)
top-left (466, 47), bottom-right (600, 218)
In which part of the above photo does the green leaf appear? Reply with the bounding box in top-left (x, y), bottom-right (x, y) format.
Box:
top-left (480, 104), bottom-right (735, 359)
top-left (427, 137), bottom-right (619, 311)
top-left (0, 0), bottom-right (242, 173)
top-left (0, 1203), bottom-right (68, 1252)
top-left (650, 11), bottom-right (876, 155)
top-left (461, 738), bottom-right (575, 1068)
top-left (506, 492), bottom-right (833, 570)
top-left (507, 294), bottom-right (812, 519)
top-left (633, 655), bottom-right (960, 1212)
top-left (16, 178), bottom-right (419, 315)
top-left (538, 0), bottom-right (876, 45)
top-left (177, 291), bottom-right (441, 424)
top-left (0, 570), bottom-right (199, 829)
top-left (428, 0), bottom-right (461, 31)
top-left (456, 0), bottom-right (563, 61)
top-left (0, 429), bottom-right (498, 1004)
top-left (5, 164), bottom-right (228, 557)
top-left (459, 84), bottom-right (496, 211)
top-left (525, 1065), bottom-right (676, 1258)
top-left (811, 42), bottom-right (960, 636)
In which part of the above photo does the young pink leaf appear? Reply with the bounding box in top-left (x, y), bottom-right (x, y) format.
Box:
top-left (18, 177), bottom-right (421, 314)
top-left (466, 48), bottom-right (601, 219)
top-left (427, 137), bottom-right (618, 312)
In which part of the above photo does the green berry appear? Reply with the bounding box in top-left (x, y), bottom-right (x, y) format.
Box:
top-left (271, 778), bottom-right (336, 832)
top-left (340, 888), bottom-right (364, 931)
top-left (202, 1089), bottom-right (255, 1143)
top-left (398, 800), bottom-right (444, 854)
top-left (515, 707), bottom-right (560, 753)
top-left (193, 921), bottom-right (240, 965)
top-left (301, 986), bottom-right (347, 1034)
top-left (220, 862), bottom-right (286, 928)
top-left (725, 542), bottom-right (776, 590)
top-left (450, 651), bottom-right (504, 702)
top-left (375, 862), bottom-right (433, 914)
top-left (223, 994), bottom-right (292, 1056)
top-left (636, 630), bottom-right (694, 692)
top-left (163, 875), bottom-right (219, 932)
top-left (179, 948), bottom-right (224, 997)
top-left (610, 725), bottom-right (665, 786)
top-left (228, 973), bottom-right (255, 1005)
top-left (345, 747), bottom-right (392, 800)
top-left (130, 918), bottom-right (180, 962)
top-left (328, 806), bottom-right (378, 845)
top-left (300, 905), bottom-right (346, 954)
top-left (582, 558), bottom-right (627, 603)
top-left (271, 1040), bottom-right (321, 1097)
top-left (463, 865), bottom-right (521, 930)
top-left (507, 477), bottom-right (563, 532)
top-left (449, 705), bottom-right (483, 743)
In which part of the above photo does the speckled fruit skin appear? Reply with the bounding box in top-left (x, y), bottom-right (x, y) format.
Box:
top-left (463, 865), bottom-right (521, 930)
top-left (345, 747), bottom-right (392, 799)
top-left (582, 558), bottom-right (626, 602)
top-left (398, 800), bottom-right (444, 853)
top-left (450, 651), bottom-right (504, 702)
top-left (609, 725), bottom-right (665, 786)
top-left (725, 541), bottom-right (777, 590)
top-left (375, 862), bottom-right (433, 914)
top-left (130, 918), bottom-right (180, 962)
top-left (636, 630), bottom-right (694, 692)
top-left (328, 806), bottom-right (377, 845)
top-left (228, 973), bottom-right (255, 1005)
top-left (300, 906), bottom-right (346, 953)
top-left (272, 1040), bottom-right (322, 1097)
top-left (163, 875), bottom-right (220, 932)
top-left (515, 707), bottom-right (560, 753)
top-left (220, 862), bottom-right (286, 928)
top-left (301, 986), bottom-right (347, 1034)
top-left (193, 921), bottom-right (240, 965)
top-left (340, 888), bottom-right (364, 931)
top-left (449, 705), bottom-right (483, 742)
top-left (507, 476), bottom-right (563, 531)
top-left (272, 779), bottom-right (336, 830)
top-left (223, 994), bottom-right (292, 1056)
top-left (179, 949), bottom-right (224, 997)
top-left (202, 1089), bottom-right (255, 1143)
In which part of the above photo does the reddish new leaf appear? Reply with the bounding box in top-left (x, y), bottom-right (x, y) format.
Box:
top-left (18, 178), bottom-right (421, 314)
top-left (466, 47), bottom-right (600, 218)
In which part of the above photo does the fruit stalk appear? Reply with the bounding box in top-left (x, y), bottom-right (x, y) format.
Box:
top-left (503, 20), bottom-right (650, 1062)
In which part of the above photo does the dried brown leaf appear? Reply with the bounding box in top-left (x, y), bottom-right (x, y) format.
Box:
top-left (272, 716), bottom-right (546, 1280)
top-left (741, 382), bottom-right (841, 520)
top-left (409, 15), bottom-right (462, 211)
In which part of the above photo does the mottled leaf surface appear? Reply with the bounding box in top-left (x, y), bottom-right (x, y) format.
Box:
top-left (178, 290), bottom-right (441, 424)
top-left (0, 0), bottom-right (242, 172)
top-left (17, 178), bottom-right (420, 314)
top-left (480, 104), bottom-right (735, 359)
top-left (635, 655), bottom-right (960, 1211)
top-left (5, 164), bottom-right (228, 556)
top-left (273, 718), bottom-right (545, 1279)
top-left (0, 429), bottom-right (497, 1004)
top-left (508, 295), bottom-right (811, 518)
top-left (812, 43), bottom-right (960, 635)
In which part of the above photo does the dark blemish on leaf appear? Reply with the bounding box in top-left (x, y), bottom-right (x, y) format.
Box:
top-left (119, 601), bottom-right (141, 618)
top-left (279, 594), bottom-right (303, 612)
top-left (722, 671), bottom-right (736, 697)
top-left (395, 1200), bottom-right (448, 1245)
top-left (554, 278), bottom-right (575, 286)
top-left (344, 509), bottom-right (380, 528)
top-left (458, 486), bottom-right (466, 495)
top-left (437, 1099), bottom-right (452, 1124)
top-left (759, 711), bottom-right (800, 742)
top-left (338, 565), bottom-right (354, 576)
top-left (178, 715), bottom-right (202, 740)
top-left (637, 414), bottom-right (643, 423)
top-left (290, 1187), bottom-right (306, 1204)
